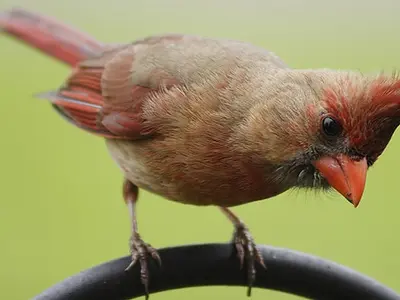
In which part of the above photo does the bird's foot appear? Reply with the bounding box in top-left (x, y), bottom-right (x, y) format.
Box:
top-left (125, 232), bottom-right (161, 300)
top-left (232, 223), bottom-right (266, 297)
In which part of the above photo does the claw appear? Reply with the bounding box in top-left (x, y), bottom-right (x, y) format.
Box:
top-left (149, 247), bottom-right (162, 267)
top-left (125, 233), bottom-right (161, 299)
top-left (234, 238), bottom-right (245, 269)
top-left (232, 224), bottom-right (266, 297)
top-left (124, 255), bottom-right (138, 272)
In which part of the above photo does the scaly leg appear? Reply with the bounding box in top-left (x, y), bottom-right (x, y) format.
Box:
top-left (123, 179), bottom-right (161, 299)
top-left (219, 207), bottom-right (266, 296)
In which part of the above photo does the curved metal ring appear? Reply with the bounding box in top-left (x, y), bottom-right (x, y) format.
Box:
top-left (34, 243), bottom-right (400, 300)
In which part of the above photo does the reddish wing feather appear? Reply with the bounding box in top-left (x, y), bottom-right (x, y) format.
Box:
top-left (98, 46), bottom-right (158, 138)
top-left (60, 42), bottom-right (185, 139)
top-left (51, 67), bottom-right (109, 136)
top-left (42, 61), bottom-right (158, 139)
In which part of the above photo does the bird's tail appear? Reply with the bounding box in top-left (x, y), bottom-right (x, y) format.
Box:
top-left (0, 7), bottom-right (104, 66)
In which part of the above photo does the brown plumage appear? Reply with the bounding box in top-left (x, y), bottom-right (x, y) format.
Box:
top-left (3, 7), bottom-right (400, 298)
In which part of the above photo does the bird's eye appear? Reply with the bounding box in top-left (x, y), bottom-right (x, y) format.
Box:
top-left (322, 116), bottom-right (342, 137)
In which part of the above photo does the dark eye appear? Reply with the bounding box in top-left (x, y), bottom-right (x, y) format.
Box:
top-left (322, 116), bottom-right (342, 137)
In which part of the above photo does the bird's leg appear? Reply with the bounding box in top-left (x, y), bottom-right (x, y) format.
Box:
top-left (219, 207), bottom-right (266, 297)
top-left (123, 179), bottom-right (161, 299)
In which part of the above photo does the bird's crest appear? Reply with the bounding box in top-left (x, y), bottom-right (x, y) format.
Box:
top-left (322, 72), bottom-right (400, 148)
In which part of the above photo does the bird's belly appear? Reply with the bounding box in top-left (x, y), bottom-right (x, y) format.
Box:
top-left (105, 139), bottom-right (283, 207)
top-left (105, 139), bottom-right (164, 196)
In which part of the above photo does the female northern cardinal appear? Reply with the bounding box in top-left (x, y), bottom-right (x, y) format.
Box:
top-left (2, 7), bottom-right (400, 298)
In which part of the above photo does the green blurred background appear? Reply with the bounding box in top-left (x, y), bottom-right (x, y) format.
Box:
top-left (0, 0), bottom-right (399, 299)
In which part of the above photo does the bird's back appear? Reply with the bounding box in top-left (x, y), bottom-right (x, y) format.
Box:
top-left (125, 34), bottom-right (289, 88)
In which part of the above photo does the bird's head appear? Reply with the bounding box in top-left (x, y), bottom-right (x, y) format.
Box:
top-left (243, 69), bottom-right (400, 207)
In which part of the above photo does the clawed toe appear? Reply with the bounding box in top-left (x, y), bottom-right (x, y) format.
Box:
top-left (232, 223), bottom-right (266, 296)
top-left (125, 233), bottom-right (161, 299)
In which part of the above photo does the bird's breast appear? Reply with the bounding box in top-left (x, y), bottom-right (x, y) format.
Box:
top-left (105, 138), bottom-right (284, 207)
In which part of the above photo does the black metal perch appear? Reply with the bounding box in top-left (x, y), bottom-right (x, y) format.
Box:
top-left (34, 243), bottom-right (400, 300)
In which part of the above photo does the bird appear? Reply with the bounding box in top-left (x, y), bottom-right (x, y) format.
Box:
top-left (2, 7), bottom-right (400, 299)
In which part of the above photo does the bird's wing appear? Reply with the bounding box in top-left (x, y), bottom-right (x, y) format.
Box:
top-left (40, 34), bottom-right (288, 139)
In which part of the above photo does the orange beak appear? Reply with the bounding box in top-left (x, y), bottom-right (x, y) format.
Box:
top-left (312, 154), bottom-right (368, 207)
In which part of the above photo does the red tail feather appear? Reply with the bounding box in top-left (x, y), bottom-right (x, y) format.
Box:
top-left (0, 7), bottom-right (104, 66)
